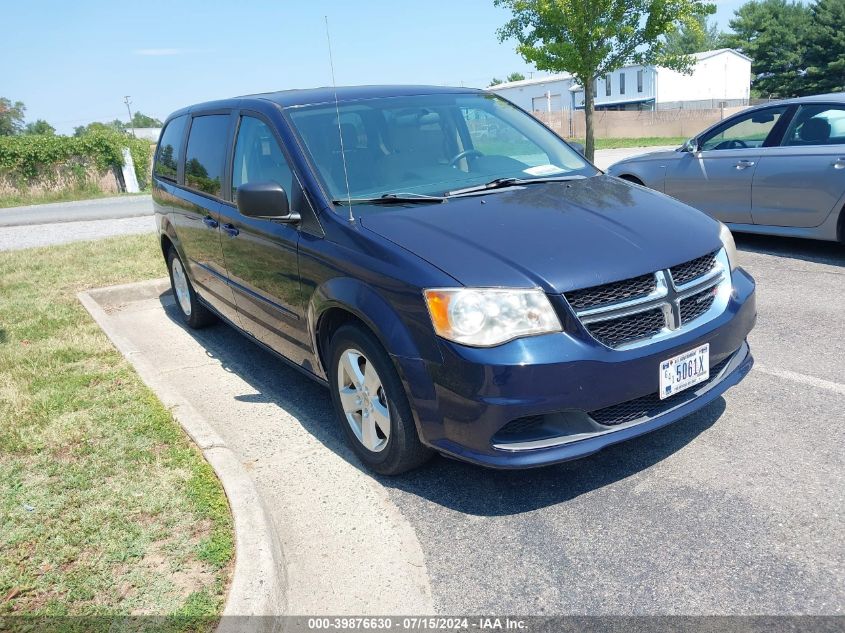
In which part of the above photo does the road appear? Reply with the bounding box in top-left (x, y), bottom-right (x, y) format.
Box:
top-left (0, 146), bottom-right (669, 252)
top-left (88, 233), bottom-right (845, 615)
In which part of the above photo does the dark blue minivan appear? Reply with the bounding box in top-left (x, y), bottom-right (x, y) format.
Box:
top-left (153, 85), bottom-right (756, 474)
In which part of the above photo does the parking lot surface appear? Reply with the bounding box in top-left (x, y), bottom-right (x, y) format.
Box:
top-left (88, 233), bottom-right (843, 615)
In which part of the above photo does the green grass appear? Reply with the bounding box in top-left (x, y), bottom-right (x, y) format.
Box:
top-left (0, 235), bottom-right (233, 627)
top-left (0, 186), bottom-right (149, 210)
top-left (566, 136), bottom-right (686, 150)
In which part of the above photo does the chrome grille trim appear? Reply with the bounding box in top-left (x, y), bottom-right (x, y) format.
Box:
top-left (565, 249), bottom-right (731, 350)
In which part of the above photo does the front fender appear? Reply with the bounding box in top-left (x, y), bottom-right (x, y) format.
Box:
top-left (608, 162), bottom-right (667, 192)
top-left (307, 276), bottom-right (441, 375)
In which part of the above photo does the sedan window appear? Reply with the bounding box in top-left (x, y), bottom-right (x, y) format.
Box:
top-left (782, 104), bottom-right (845, 146)
top-left (700, 107), bottom-right (787, 151)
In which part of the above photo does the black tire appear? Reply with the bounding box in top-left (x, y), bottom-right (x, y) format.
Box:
top-left (166, 246), bottom-right (217, 329)
top-left (328, 324), bottom-right (433, 475)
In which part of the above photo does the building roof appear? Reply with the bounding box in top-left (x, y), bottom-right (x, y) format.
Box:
top-left (489, 48), bottom-right (752, 91)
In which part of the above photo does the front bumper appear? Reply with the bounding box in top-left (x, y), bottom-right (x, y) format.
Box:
top-left (395, 267), bottom-right (757, 468)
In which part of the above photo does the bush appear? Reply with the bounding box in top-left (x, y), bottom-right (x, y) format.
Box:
top-left (0, 129), bottom-right (151, 190)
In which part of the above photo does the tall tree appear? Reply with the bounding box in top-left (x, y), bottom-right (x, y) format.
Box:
top-left (130, 111), bottom-right (163, 128)
top-left (664, 15), bottom-right (723, 55)
top-left (803, 0), bottom-right (845, 94)
top-left (495, 0), bottom-right (715, 161)
top-left (723, 0), bottom-right (812, 97)
top-left (24, 119), bottom-right (56, 135)
top-left (0, 97), bottom-right (26, 136)
top-left (506, 71), bottom-right (527, 82)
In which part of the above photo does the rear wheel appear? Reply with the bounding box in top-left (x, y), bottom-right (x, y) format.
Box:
top-left (166, 247), bottom-right (216, 329)
top-left (328, 324), bottom-right (433, 475)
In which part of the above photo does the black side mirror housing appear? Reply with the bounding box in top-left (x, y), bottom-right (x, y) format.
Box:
top-left (569, 141), bottom-right (586, 156)
top-left (236, 181), bottom-right (300, 223)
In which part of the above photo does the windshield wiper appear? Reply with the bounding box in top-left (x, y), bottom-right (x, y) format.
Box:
top-left (332, 192), bottom-right (446, 205)
top-left (446, 175), bottom-right (585, 197)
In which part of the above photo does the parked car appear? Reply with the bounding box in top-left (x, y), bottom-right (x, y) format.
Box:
top-left (152, 86), bottom-right (756, 474)
top-left (607, 93), bottom-right (845, 242)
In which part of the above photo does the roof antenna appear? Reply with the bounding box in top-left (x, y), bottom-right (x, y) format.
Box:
top-left (324, 15), bottom-right (354, 223)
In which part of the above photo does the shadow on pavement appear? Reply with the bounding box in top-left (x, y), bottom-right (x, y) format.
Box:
top-left (735, 232), bottom-right (844, 267)
top-left (159, 291), bottom-right (725, 517)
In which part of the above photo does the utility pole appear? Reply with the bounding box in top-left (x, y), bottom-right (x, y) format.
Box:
top-left (124, 96), bottom-right (135, 137)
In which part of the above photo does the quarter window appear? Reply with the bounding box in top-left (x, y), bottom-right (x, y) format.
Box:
top-left (232, 116), bottom-right (294, 199)
top-left (782, 104), bottom-right (845, 146)
top-left (700, 107), bottom-right (787, 151)
top-left (154, 115), bottom-right (188, 182)
top-left (184, 115), bottom-right (230, 197)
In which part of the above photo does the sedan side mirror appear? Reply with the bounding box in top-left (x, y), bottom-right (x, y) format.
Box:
top-left (569, 141), bottom-right (586, 156)
top-left (236, 181), bottom-right (300, 223)
top-left (681, 138), bottom-right (699, 153)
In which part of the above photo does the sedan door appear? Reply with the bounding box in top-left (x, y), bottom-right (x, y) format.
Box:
top-left (751, 103), bottom-right (845, 228)
top-left (666, 106), bottom-right (789, 224)
top-left (218, 114), bottom-right (312, 366)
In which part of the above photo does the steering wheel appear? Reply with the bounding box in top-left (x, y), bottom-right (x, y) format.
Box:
top-left (714, 139), bottom-right (749, 150)
top-left (449, 149), bottom-right (484, 167)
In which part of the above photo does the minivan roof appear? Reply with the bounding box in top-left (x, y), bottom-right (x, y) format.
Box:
top-left (167, 85), bottom-right (484, 119)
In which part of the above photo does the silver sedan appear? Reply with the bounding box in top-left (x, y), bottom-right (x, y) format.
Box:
top-left (607, 93), bottom-right (845, 242)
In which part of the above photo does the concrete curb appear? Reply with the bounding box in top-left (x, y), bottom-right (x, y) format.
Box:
top-left (79, 279), bottom-right (285, 632)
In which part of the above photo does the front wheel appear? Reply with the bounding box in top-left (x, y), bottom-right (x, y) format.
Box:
top-left (328, 324), bottom-right (433, 475)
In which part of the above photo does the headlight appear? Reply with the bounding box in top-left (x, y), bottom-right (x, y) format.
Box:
top-left (423, 288), bottom-right (562, 347)
top-left (719, 223), bottom-right (738, 271)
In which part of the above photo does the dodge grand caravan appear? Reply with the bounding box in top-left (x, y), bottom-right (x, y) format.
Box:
top-left (152, 85), bottom-right (756, 474)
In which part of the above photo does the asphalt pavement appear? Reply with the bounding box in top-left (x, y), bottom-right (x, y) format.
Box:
top-left (0, 194), bottom-right (152, 227)
top-left (86, 233), bottom-right (844, 615)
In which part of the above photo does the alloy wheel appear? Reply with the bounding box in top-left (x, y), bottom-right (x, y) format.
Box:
top-left (337, 349), bottom-right (391, 453)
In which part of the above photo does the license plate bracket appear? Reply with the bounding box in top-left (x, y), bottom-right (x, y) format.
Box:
top-left (659, 344), bottom-right (710, 400)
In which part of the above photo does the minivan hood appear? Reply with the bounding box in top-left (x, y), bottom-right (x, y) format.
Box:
top-left (359, 175), bottom-right (722, 293)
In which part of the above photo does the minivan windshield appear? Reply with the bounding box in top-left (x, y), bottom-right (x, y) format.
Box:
top-left (287, 92), bottom-right (597, 205)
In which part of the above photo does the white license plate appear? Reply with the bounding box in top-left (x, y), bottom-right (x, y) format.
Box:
top-left (659, 344), bottom-right (710, 400)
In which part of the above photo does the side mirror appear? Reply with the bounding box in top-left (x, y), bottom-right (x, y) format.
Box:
top-left (569, 141), bottom-right (586, 156)
top-left (681, 138), bottom-right (699, 153)
top-left (236, 181), bottom-right (300, 223)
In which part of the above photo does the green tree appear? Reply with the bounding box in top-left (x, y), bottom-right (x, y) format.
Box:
top-left (506, 71), bottom-right (527, 82)
top-left (73, 120), bottom-right (126, 137)
top-left (803, 0), bottom-right (845, 94)
top-left (495, 0), bottom-right (715, 161)
top-left (723, 0), bottom-right (812, 97)
top-left (490, 77), bottom-right (504, 86)
top-left (23, 119), bottom-right (56, 135)
top-left (130, 111), bottom-right (163, 128)
top-left (664, 15), bottom-right (723, 55)
top-left (0, 97), bottom-right (26, 136)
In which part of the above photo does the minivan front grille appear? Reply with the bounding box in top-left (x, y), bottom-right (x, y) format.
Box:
top-left (585, 308), bottom-right (665, 348)
top-left (564, 249), bottom-right (728, 350)
top-left (670, 251), bottom-right (718, 287)
top-left (588, 355), bottom-right (733, 426)
top-left (564, 273), bottom-right (656, 310)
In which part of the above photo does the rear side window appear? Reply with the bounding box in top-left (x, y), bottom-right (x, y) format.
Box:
top-left (184, 115), bottom-right (230, 197)
top-left (782, 104), bottom-right (845, 146)
top-left (154, 115), bottom-right (188, 182)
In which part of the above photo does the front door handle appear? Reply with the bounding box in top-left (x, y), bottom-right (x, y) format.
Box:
top-left (735, 160), bottom-right (755, 170)
top-left (222, 223), bottom-right (240, 238)
top-left (833, 158), bottom-right (845, 169)
top-left (202, 216), bottom-right (219, 229)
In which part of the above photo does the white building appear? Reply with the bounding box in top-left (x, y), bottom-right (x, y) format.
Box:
top-left (490, 49), bottom-right (751, 112)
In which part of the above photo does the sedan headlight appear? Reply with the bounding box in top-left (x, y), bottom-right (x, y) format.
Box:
top-left (719, 223), bottom-right (738, 271)
top-left (423, 288), bottom-right (562, 347)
